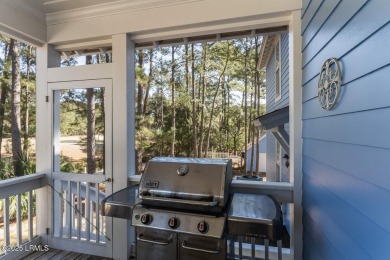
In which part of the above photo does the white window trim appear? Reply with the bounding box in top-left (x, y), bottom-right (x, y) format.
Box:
top-left (275, 35), bottom-right (282, 103)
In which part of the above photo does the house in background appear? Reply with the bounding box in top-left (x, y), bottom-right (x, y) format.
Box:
top-left (256, 33), bottom-right (290, 183)
top-left (0, 0), bottom-right (389, 259)
top-left (255, 31), bottom-right (292, 237)
top-left (245, 134), bottom-right (266, 174)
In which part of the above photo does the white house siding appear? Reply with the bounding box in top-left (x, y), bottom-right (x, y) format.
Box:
top-left (302, 0), bottom-right (390, 259)
top-left (265, 32), bottom-right (290, 182)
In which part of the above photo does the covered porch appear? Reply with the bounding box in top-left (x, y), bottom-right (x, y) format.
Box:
top-left (0, 0), bottom-right (303, 259)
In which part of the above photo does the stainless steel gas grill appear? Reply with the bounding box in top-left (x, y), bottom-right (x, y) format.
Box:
top-left (101, 157), bottom-right (283, 260)
top-left (116, 157), bottom-right (232, 260)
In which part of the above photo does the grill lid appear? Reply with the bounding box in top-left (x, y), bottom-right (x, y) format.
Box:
top-left (139, 157), bottom-right (232, 211)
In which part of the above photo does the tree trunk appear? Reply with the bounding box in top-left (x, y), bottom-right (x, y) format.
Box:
top-left (86, 55), bottom-right (96, 174)
top-left (0, 83), bottom-right (7, 158)
top-left (191, 44), bottom-right (198, 157)
top-left (136, 50), bottom-right (144, 122)
top-left (198, 44), bottom-right (207, 157)
top-left (204, 43), bottom-right (230, 157)
top-left (243, 44), bottom-right (249, 173)
top-left (185, 44), bottom-right (189, 93)
top-left (170, 46), bottom-right (176, 157)
top-left (255, 37), bottom-right (261, 174)
top-left (0, 42), bottom-right (10, 158)
top-left (160, 83), bottom-right (164, 155)
top-left (136, 50), bottom-right (144, 172)
top-left (101, 54), bottom-right (109, 174)
top-left (250, 74), bottom-right (257, 174)
top-left (100, 87), bottom-right (106, 174)
top-left (143, 49), bottom-right (153, 116)
top-left (227, 78), bottom-right (230, 152)
top-left (10, 39), bottom-right (23, 176)
top-left (23, 46), bottom-right (32, 155)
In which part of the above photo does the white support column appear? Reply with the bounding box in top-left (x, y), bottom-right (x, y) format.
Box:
top-left (35, 44), bottom-right (60, 239)
top-left (112, 33), bottom-right (135, 260)
top-left (289, 10), bottom-right (303, 260)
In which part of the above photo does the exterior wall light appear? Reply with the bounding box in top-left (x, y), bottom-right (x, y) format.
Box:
top-left (283, 154), bottom-right (290, 168)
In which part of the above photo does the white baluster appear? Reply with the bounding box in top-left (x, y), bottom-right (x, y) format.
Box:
top-left (66, 181), bottom-right (72, 238)
top-left (77, 182), bottom-right (81, 240)
top-left (86, 183), bottom-right (90, 242)
top-left (4, 198), bottom-right (10, 249)
top-left (17, 194), bottom-right (22, 246)
top-left (28, 191), bottom-right (33, 241)
top-left (95, 182), bottom-right (100, 243)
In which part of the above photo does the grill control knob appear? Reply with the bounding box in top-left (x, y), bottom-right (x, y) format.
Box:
top-left (140, 214), bottom-right (153, 225)
top-left (197, 221), bottom-right (209, 234)
top-left (168, 217), bottom-right (180, 229)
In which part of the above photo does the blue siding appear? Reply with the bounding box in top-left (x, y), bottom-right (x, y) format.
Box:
top-left (264, 32), bottom-right (291, 234)
top-left (265, 32), bottom-right (289, 182)
top-left (266, 32), bottom-right (289, 113)
top-left (302, 0), bottom-right (340, 50)
top-left (301, 0), bottom-right (312, 19)
top-left (265, 127), bottom-right (289, 183)
top-left (245, 135), bottom-right (266, 172)
top-left (302, 0), bottom-right (390, 259)
top-left (301, 0), bottom-right (325, 35)
top-left (266, 131), bottom-right (276, 180)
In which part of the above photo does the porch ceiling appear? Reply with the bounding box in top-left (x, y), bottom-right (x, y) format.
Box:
top-left (11, 0), bottom-right (177, 16)
top-left (37, 0), bottom-right (123, 14)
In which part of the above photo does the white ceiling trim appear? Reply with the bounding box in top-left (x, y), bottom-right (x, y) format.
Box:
top-left (130, 16), bottom-right (290, 44)
top-left (0, 23), bottom-right (45, 47)
top-left (42, 0), bottom-right (70, 5)
top-left (3, 0), bottom-right (46, 25)
top-left (55, 38), bottom-right (112, 51)
top-left (0, 1), bottom-right (46, 45)
top-left (46, 0), bottom-right (205, 25)
top-left (47, 0), bottom-right (301, 45)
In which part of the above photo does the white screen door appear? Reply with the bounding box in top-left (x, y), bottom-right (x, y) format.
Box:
top-left (48, 79), bottom-right (113, 257)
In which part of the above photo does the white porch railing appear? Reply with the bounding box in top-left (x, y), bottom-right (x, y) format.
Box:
top-left (0, 174), bottom-right (294, 260)
top-left (52, 178), bottom-right (107, 244)
top-left (0, 173), bottom-right (46, 260)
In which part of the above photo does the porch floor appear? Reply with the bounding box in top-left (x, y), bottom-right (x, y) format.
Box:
top-left (22, 248), bottom-right (112, 260)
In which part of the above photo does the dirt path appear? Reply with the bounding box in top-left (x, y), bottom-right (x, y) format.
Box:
top-left (1, 136), bottom-right (103, 163)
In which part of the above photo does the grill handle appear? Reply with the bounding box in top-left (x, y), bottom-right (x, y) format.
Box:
top-left (137, 234), bottom-right (173, 245)
top-left (181, 240), bottom-right (221, 254)
top-left (142, 196), bottom-right (219, 207)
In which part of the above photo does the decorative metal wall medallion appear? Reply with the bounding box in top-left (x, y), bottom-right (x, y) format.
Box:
top-left (317, 58), bottom-right (342, 110)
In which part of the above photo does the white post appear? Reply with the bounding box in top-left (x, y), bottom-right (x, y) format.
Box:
top-left (289, 10), bottom-right (303, 260)
top-left (112, 33), bottom-right (135, 260)
top-left (35, 44), bottom-right (60, 241)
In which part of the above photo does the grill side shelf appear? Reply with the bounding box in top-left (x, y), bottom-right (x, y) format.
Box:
top-left (101, 185), bottom-right (140, 220)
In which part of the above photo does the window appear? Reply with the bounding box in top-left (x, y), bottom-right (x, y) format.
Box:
top-left (276, 142), bottom-right (281, 181)
top-left (275, 36), bottom-right (282, 102)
